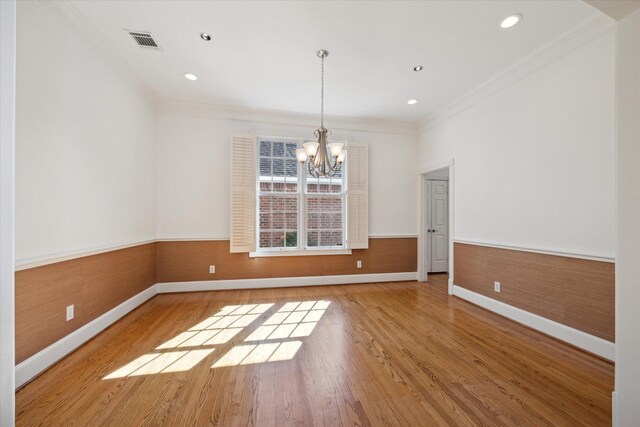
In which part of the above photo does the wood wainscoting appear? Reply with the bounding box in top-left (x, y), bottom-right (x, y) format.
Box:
top-left (453, 242), bottom-right (614, 342)
top-left (15, 243), bottom-right (157, 363)
top-left (156, 237), bottom-right (417, 283)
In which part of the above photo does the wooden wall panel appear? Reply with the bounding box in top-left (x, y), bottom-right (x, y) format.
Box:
top-left (156, 238), bottom-right (417, 283)
top-left (15, 243), bottom-right (157, 363)
top-left (453, 243), bottom-right (615, 342)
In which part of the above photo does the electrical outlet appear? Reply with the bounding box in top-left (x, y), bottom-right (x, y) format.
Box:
top-left (66, 304), bottom-right (74, 321)
top-left (494, 281), bottom-right (501, 293)
top-left (209, 265), bottom-right (216, 274)
top-left (357, 260), bottom-right (362, 269)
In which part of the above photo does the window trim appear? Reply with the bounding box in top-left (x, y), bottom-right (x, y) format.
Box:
top-left (255, 136), bottom-right (347, 255)
top-left (248, 248), bottom-right (352, 258)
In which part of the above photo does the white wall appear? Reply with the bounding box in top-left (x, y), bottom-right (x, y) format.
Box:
top-left (15, 1), bottom-right (157, 265)
top-left (418, 29), bottom-right (616, 259)
top-left (0, 0), bottom-right (16, 422)
top-left (615, 7), bottom-right (640, 426)
top-left (156, 105), bottom-right (417, 240)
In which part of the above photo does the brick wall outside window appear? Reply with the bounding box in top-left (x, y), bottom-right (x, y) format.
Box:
top-left (257, 138), bottom-right (345, 251)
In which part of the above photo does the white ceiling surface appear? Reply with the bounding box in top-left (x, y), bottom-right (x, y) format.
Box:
top-left (64, 1), bottom-right (597, 122)
top-left (584, 0), bottom-right (640, 20)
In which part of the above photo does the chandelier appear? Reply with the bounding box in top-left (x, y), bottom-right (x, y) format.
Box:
top-left (295, 49), bottom-right (345, 178)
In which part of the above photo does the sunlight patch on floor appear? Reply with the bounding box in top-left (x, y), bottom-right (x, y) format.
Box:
top-left (104, 349), bottom-right (215, 379)
top-left (212, 341), bottom-right (303, 368)
top-left (244, 300), bottom-right (328, 342)
top-left (103, 300), bottom-right (330, 379)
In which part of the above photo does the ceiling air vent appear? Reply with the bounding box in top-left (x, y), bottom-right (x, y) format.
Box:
top-left (128, 31), bottom-right (160, 49)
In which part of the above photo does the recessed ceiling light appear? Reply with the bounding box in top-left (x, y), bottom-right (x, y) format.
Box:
top-left (184, 72), bottom-right (198, 81)
top-left (413, 65), bottom-right (423, 72)
top-left (408, 99), bottom-right (418, 105)
top-left (200, 32), bottom-right (212, 41)
top-left (500, 14), bottom-right (522, 29)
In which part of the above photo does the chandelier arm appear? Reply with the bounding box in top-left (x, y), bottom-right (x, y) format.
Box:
top-left (321, 147), bottom-right (328, 171)
top-left (308, 157), bottom-right (318, 178)
top-left (329, 152), bottom-right (343, 171)
top-left (326, 157), bottom-right (334, 171)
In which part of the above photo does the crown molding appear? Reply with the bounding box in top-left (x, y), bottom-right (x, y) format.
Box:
top-left (45, 0), bottom-right (159, 107)
top-left (158, 99), bottom-right (418, 136)
top-left (584, 0), bottom-right (640, 21)
top-left (417, 13), bottom-right (615, 134)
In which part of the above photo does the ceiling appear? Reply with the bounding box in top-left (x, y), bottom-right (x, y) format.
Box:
top-left (584, 0), bottom-right (640, 20)
top-left (62, 0), bottom-right (599, 122)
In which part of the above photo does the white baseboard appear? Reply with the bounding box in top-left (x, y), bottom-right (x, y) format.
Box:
top-left (15, 284), bottom-right (158, 389)
top-left (157, 272), bottom-right (417, 293)
top-left (452, 285), bottom-right (615, 361)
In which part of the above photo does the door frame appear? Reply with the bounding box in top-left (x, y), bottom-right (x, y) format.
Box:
top-left (417, 159), bottom-right (454, 294)
top-left (0, 0), bottom-right (16, 422)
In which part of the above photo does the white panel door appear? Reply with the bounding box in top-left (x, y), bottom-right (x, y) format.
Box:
top-left (428, 180), bottom-right (448, 273)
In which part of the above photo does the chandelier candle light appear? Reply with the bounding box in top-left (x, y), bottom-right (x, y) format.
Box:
top-left (296, 49), bottom-right (346, 178)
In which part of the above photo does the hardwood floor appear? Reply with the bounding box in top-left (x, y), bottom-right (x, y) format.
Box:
top-left (16, 274), bottom-right (614, 426)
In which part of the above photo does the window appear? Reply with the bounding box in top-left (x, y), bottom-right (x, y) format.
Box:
top-left (257, 139), bottom-right (300, 249)
top-left (230, 133), bottom-right (367, 254)
top-left (305, 169), bottom-right (344, 248)
top-left (257, 137), bottom-right (345, 252)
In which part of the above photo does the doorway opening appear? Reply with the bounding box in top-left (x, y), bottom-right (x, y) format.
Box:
top-left (418, 161), bottom-right (454, 294)
top-left (426, 169), bottom-right (449, 274)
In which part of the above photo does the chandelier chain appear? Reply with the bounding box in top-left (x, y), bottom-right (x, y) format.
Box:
top-left (320, 54), bottom-right (324, 129)
top-left (300, 49), bottom-right (343, 178)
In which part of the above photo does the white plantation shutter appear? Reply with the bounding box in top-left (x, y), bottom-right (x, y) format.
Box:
top-left (347, 143), bottom-right (369, 249)
top-left (230, 134), bottom-right (257, 253)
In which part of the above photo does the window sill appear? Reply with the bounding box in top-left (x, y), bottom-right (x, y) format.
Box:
top-left (249, 249), bottom-right (352, 258)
